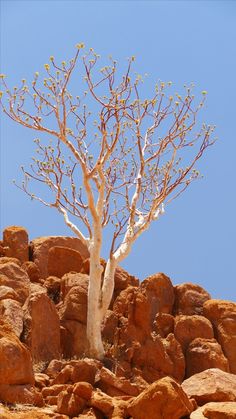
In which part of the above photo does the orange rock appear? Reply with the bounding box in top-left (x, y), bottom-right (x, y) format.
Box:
top-left (127, 376), bottom-right (193, 419)
top-left (0, 321), bottom-right (34, 385)
top-left (141, 272), bottom-right (175, 317)
top-left (60, 319), bottom-right (88, 358)
top-left (21, 261), bottom-right (41, 283)
top-left (0, 299), bottom-right (23, 337)
top-left (34, 373), bottom-right (50, 389)
top-left (59, 274), bottom-right (89, 324)
top-left (102, 310), bottom-right (119, 344)
top-left (0, 384), bottom-right (43, 406)
top-left (73, 382), bottom-right (93, 400)
top-left (23, 292), bottom-right (61, 362)
top-left (174, 283), bottom-right (211, 315)
top-left (182, 368), bottom-right (236, 405)
top-left (3, 226), bottom-right (29, 263)
top-left (90, 390), bottom-right (114, 417)
top-left (42, 384), bottom-right (71, 398)
top-left (174, 314), bottom-right (214, 352)
top-left (190, 402), bottom-right (236, 419)
top-left (44, 276), bottom-right (61, 304)
top-left (45, 359), bottom-right (65, 379)
top-left (0, 285), bottom-right (18, 301)
top-left (203, 299), bottom-right (236, 374)
top-left (97, 367), bottom-right (141, 397)
top-left (30, 236), bottom-right (89, 278)
top-left (185, 338), bottom-right (229, 377)
top-left (0, 257), bottom-right (21, 266)
top-left (0, 262), bottom-right (30, 304)
top-left (57, 387), bottom-right (86, 416)
top-left (47, 246), bottom-right (84, 278)
top-left (52, 359), bottom-right (99, 386)
top-left (153, 312), bottom-right (174, 337)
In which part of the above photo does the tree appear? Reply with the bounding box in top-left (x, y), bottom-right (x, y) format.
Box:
top-left (0, 45), bottom-right (215, 359)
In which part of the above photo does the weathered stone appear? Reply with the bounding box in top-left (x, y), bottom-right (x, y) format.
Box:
top-left (182, 368), bottom-right (236, 405)
top-left (21, 261), bottom-right (41, 283)
top-left (47, 246), bottom-right (84, 278)
top-left (0, 299), bottom-right (23, 337)
top-left (190, 402), bottom-right (236, 419)
top-left (0, 321), bottom-right (34, 385)
top-left (174, 283), bottom-right (211, 315)
top-left (185, 338), bottom-right (229, 377)
top-left (153, 312), bottom-right (175, 337)
top-left (3, 226), bottom-right (29, 263)
top-left (57, 386), bottom-right (86, 416)
top-left (127, 376), bottom-right (193, 419)
top-left (141, 272), bottom-right (175, 318)
top-left (98, 367), bottom-right (141, 397)
top-left (174, 314), bottom-right (214, 352)
top-left (0, 262), bottom-right (30, 304)
top-left (102, 310), bottom-right (119, 344)
top-left (73, 382), bottom-right (93, 400)
top-left (60, 320), bottom-right (88, 358)
top-left (30, 236), bottom-right (89, 278)
top-left (203, 299), bottom-right (236, 374)
top-left (59, 274), bottom-right (89, 323)
top-left (90, 390), bottom-right (114, 417)
top-left (0, 384), bottom-right (44, 406)
top-left (0, 257), bottom-right (21, 266)
top-left (0, 285), bottom-right (18, 301)
top-left (44, 276), bottom-right (61, 304)
top-left (23, 292), bottom-right (61, 362)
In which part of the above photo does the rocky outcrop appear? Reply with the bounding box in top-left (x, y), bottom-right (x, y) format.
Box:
top-left (0, 225), bottom-right (235, 419)
top-left (2, 226), bottom-right (29, 263)
top-left (182, 368), bottom-right (236, 405)
top-left (127, 376), bottom-right (193, 419)
top-left (203, 299), bottom-right (236, 373)
top-left (30, 236), bottom-right (89, 278)
top-left (22, 292), bottom-right (61, 362)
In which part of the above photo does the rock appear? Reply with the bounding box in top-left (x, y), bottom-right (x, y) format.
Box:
top-left (90, 390), bottom-right (114, 417)
top-left (0, 257), bottom-right (21, 266)
top-left (98, 367), bottom-right (141, 397)
top-left (190, 402), bottom-right (236, 419)
top-left (0, 384), bottom-right (44, 406)
top-left (45, 359), bottom-right (65, 379)
top-left (52, 359), bottom-right (99, 386)
top-left (59, 274), bottom-right (89, 323)
top-left (21, 261), bottom-right (41, 283)
top-left (56, 386), bottom-right (86, 417)
top-left (153, 313), bottom-right (175, 337)
top-left (30, 236), bottom-right (89, 278)
top-left (174, 283), bottom-right (211, 315)
top-left (0, 262), bottom-right (30, 304)
top-left (30, 282), bottom-right (47, 295)
top-left (0, 299), bottom-right (23, 337)
top-left (182, 368), bottom-right (236, 405)
top-left (3, 226), bottom-right (29, 263)
top-left (203, 299), bottom-right (236, 374)
top-left (113, 286), bottom-right (151, 336)
top-left (44, 276), bottom-right (61, 304)
top-left (60, 320), bottom-right (88, 358)
top-left (174, 315), bottom-right (214, 352)
top-left (34, 373), bottom-right (50, 389)
top-left (141, 272), bottom-right (175, 318)
top-left (185, 338), bottom-right (229, 377)
top-left (102, 310), bottom-right (119, 344)
top-left (131, 333), bottom-right (185, 383)
top-left (0, 321), bottom-right (34, 385)
top-left (73, 382), bottom-right (93, 400)
top-left (0, 285), bottom-right (18, 301)
top-left (114, 266), bottom-right (139, 300)
top-left (60, 271), bottom-right (89, 300)
top-left (47, 246), bottom-right (84, 278)
top-left (22, 292), bottom-right (61, 362)
top-left (127, 376), bottom-right (193, 419)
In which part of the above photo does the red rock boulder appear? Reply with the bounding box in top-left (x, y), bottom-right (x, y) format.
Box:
top-left (0, 262), bottom-right (30, 304)
top-left (23, 292), bottom-right (61, 362)
top-left (174, 314), bottom-right (214, 353)
top-left (174, 283), bottom-right (211, 315)
top-left (0, 299), bottom-right (23, 337)
top-left (127, 376), bottom-right (193, 419)
top-left (30, 236), bottom-right (89, 278)
top-left (3, 226), bottom-right (29, 263)
top-left (203, 299), bottom-right (236, 374)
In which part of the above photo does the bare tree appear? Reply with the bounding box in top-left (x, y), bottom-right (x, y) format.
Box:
top-left (0, 45), bottom-right (215, 359)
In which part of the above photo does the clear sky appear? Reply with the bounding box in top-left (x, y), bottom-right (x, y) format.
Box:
top-left (1, 0), bottom-right (236, 301)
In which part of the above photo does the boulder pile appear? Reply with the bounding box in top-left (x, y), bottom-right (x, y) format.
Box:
top-left (0, 225), bottom-right (235, 418)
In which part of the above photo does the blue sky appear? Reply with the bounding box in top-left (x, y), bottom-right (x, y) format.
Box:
top-left (1, 0), bottom-right (236, 301)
